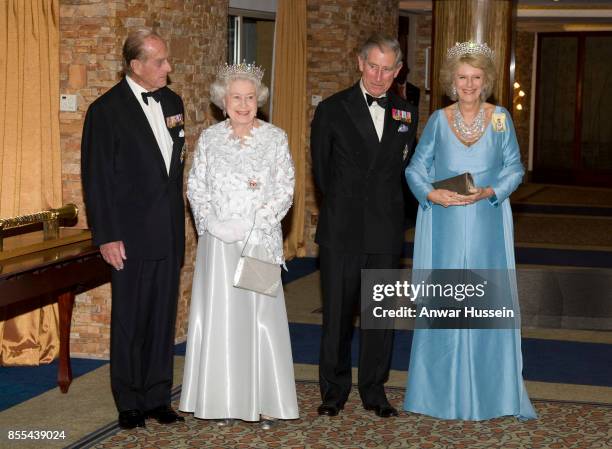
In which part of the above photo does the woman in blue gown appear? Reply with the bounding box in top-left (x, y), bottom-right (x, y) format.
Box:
top-left (403, 41), bottom-right (536, 420)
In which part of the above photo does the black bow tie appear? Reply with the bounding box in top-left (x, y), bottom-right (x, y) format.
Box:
top-left (365, 93), bottom-right (388, 108)
top-left (142, 90), bottom-right (162, 105)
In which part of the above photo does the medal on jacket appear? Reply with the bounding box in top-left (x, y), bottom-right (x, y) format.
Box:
top-left (165, 113), bottom-right (184, 129)
top-left (392, 108), bottom-right (411, 123)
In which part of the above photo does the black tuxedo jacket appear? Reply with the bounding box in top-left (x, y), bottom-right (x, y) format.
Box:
top-left (81, 78), bottom-right (186, 261)
top-left (311, 82), bottom-right (418, 254)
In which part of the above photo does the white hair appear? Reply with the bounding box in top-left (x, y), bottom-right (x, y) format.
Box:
top-left (210, 74), bottom-right (269, 110)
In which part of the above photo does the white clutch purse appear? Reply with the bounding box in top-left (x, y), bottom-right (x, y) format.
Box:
top-left (232, 217), bottom-right (281, 297)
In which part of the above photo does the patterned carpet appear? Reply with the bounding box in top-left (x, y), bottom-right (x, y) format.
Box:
top-left (82, 382), bottom-right (612, 449)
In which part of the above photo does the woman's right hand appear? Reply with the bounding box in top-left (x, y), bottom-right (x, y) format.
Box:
top-left (426, 189), bottom-right (471, 208)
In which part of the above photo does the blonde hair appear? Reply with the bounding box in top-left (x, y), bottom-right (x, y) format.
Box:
top-left (440, 53), bottom-right (496, 101)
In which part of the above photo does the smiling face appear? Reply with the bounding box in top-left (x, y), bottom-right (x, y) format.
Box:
top-left (130, 36), bottom-right (172, 91)
top-left (453, 62), bottom-right (485, 104)
top-left (224, 78), bottom-right (258, 127)
top-left (358, 46), bottom-right (401, 98)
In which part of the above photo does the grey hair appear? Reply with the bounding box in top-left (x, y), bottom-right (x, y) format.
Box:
top-left (122, 28), bottom-right (164, 75)
top-left (440, 53), bottom-right (496, 102)
top-left (358, 33), bottom-right (403, 67)
top-left (210, 73), bottom-right (269, 110)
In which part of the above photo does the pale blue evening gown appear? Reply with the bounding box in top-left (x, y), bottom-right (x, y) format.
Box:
top-left (403, 106), bottom-right (537, 420)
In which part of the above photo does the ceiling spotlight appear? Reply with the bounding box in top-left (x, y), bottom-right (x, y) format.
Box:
top-left (516, 104), bottom-right (523, 110)
top-left (519, 90), bottom-right (525, 97)
top-left (514, 82), bottom-right (520, 89)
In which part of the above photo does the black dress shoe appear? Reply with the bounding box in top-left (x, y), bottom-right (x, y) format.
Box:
top-left (363, 403), bottom-right (399, 418)
top-left (145, 405), bottom-right (185, 424)
top-left (317, 403), bottom-right (343, 417)
top-left (118, 410), bottom-right (145, 429)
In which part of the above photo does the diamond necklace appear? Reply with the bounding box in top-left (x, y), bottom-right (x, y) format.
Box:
top-left (453, 103), bottom-right (485, 143)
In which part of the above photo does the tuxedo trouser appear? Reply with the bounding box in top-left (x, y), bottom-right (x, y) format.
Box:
top-left (110, 252), bottom-right (180, 412)
top-left (318, 246), bottom-right (399, 407)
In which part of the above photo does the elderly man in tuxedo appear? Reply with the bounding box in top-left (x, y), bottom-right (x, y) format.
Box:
top-left (311, 34), bottom-right (418, 418)
top-left (81, 29), bottom-right (186, 429)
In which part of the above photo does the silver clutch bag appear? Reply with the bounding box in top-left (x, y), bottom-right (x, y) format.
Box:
top-left (232, 216), bottom-right (281, 297)
top-left (233, 255), bottom-right (281, 297)
top-left (432, 172), bottom-right (476, 195)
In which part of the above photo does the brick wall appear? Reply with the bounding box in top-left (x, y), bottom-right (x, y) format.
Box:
top-left (60, 0), bottom-right (227, 358)
top-left (303, 0), bottom-right (399, 256)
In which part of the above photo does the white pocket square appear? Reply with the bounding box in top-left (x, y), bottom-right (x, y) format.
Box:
top-left (179, 129), bottom-right (185, 137)
top-left (398, 124), bottom-right (410, 132)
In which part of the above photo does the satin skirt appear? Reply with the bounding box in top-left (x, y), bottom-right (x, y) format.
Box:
top-left (404, 328), bottom-right (537, 421)
top-left (179, 232), bottom-right (299, 421)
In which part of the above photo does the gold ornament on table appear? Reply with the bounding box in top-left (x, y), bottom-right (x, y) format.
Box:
top-left (216, 61), bottom-right (264, 82)
top-left (0, 204), bottom-right (78, 252)
top-left (446, 41), bottom-right (495, 61)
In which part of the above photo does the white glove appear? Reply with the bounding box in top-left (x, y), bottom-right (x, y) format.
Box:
top-left (208, 217), bottom-right (251, 243)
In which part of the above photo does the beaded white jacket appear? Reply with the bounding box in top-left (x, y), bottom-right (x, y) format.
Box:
top-left (187, 119), bottom-right (295, 264)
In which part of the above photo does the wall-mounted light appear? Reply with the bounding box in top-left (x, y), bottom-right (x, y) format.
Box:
top-left (513, 80), bottom-right (526, 112)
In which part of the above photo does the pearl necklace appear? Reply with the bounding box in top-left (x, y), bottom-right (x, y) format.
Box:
top-left (453, 104), bottom-right (485, 143)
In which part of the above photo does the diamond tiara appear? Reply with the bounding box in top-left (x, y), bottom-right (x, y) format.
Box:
top-left (446, 41), bottom-right (495, 61)
top-left (216, 61), bottom-right (264, 82)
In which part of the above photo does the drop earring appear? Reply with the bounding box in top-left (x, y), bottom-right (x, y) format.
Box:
top-left (451, 85), bottom-right (457, 98)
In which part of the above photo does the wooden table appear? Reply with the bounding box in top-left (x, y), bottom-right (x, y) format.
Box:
top-left (0, 230), bottom-right (110, 392)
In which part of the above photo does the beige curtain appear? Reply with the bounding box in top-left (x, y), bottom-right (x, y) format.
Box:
top-left (0, 0), bottom-right (61, 366)
top-left (272, 0), bottom-right (307, 259)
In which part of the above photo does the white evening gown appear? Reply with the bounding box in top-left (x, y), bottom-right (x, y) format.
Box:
top-left (179, 120), bottom-right (299, 421)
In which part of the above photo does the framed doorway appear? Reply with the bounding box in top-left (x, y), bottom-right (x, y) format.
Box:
top-left (533, 32), bottom-right (612, 187)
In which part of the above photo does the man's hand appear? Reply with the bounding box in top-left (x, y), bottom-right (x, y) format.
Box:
top-left (100, 241), bottom-right (126, 270)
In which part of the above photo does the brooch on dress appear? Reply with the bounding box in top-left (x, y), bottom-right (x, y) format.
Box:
top-left (247, 178), bottom-right (260, 190)
top-left (492, 112), bottom-right (507, 132)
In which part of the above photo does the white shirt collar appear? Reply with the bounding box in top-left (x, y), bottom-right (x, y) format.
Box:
top-left (126, 75), bottom-right (150, 100)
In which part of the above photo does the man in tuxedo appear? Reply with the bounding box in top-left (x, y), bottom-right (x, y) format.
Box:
top-left (311, 34), bottom-right (418, 418)
top-left (81, 29), bottom-right (186, 429)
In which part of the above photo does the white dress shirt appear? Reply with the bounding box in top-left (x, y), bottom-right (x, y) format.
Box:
top-left (360, 80), bottom-right (386, 141)
top-left (126, 76), bottom-right (174, 174)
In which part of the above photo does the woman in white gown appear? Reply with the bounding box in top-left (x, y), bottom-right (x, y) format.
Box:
top-left (179, 62), bottom-right (299, 429)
